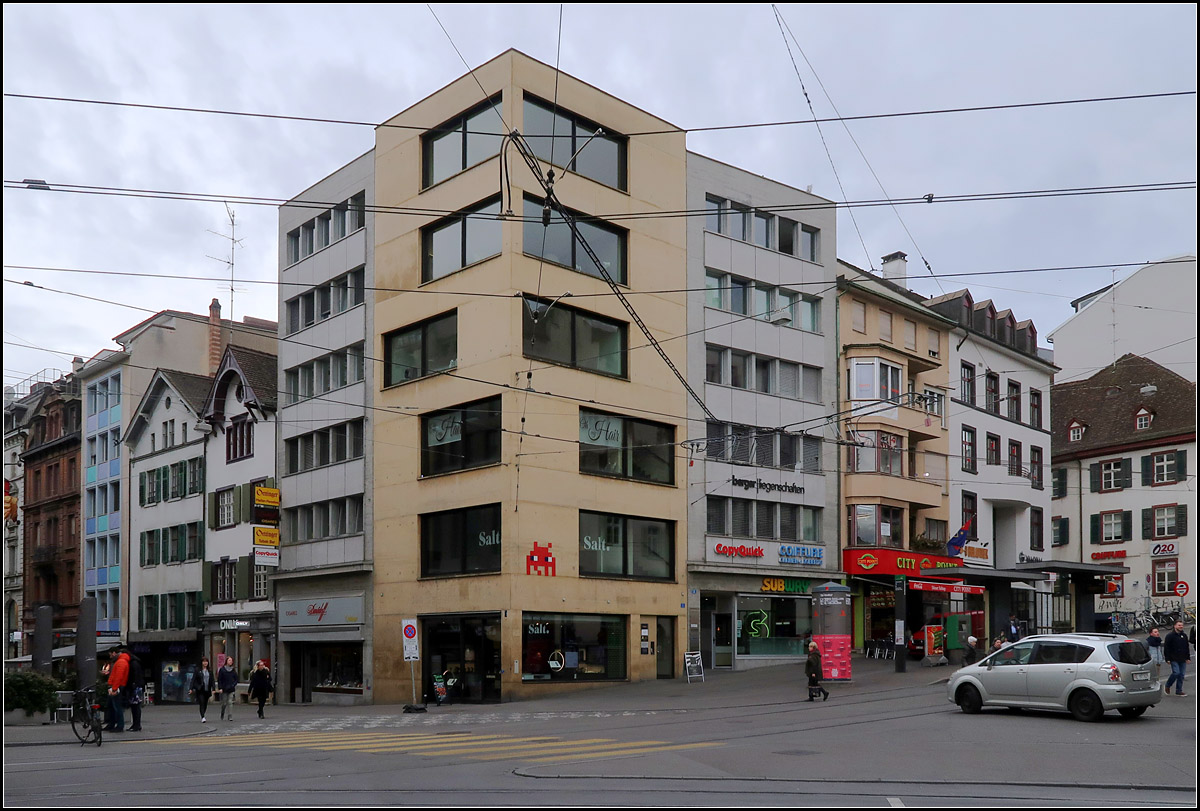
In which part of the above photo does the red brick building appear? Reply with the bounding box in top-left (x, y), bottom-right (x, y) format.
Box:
top-left (20, 374), bottom-right (82, 651)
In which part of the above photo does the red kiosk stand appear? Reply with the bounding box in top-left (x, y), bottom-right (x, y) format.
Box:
top-left (812, 581), bottom-right (853, 681)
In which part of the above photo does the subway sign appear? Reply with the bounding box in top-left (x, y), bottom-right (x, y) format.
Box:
top-left (842, 547), bottom-right (960, 577)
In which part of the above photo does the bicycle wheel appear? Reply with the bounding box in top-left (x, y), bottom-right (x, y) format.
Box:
top-left (71, 696), bottom-right (101, 746)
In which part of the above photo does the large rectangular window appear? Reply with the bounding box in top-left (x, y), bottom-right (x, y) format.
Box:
top-left (737, 596), bottom-right (813, 656)
top-left (423, 97), bottom-right (505, 187)
top-left (579, 511), bottom-right (673, 581)
top-left (522, 612), bottom-right (626, 682)
top-left (384, 311), bottom-right (457, 386)
top-left (523, 196), bottom-right (627, 284)
top-left (420, 503), bottom-right (502, 577)
top-left (960, 362), bottom-right (976, 405)
top-left (579, 410), bottom-right (673, 485)
top-left (421, 397), bottom-right (502, 476)
top-left (522, 296), bottom-right (626, 377)
top-left (849, 504), bottom-right (903, 548)
top-left (422, 197), bottom-right (502, 282)
top-left (523, 95), bottom-right (627, 191)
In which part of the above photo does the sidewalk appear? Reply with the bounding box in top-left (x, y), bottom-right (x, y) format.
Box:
top-left (3, 654), bottom-right (949, 747)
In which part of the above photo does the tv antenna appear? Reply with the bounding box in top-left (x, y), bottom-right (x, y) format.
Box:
top-left (207, 203), bottom-right (247, 322)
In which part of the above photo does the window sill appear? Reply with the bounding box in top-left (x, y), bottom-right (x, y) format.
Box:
top-left (524, 355), bottom-right (627, 382)
top-left (418, 460), bottom-right (503, 480)
top-left (418, 570), bottom-right (501, 581)
top-left (520, 251), bottom-right (628, 288)
top-left (578, 469), bottom-right (675, 488)
top-left (421, 252), bottom-right (502, 287)
top-left (579, 573), bottom-right (676, 584)
top-left (381, 367), bottom-right (454, 393)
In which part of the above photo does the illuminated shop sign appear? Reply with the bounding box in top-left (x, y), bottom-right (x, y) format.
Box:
top-left (842, 548), bottom-right (960, 577)
top-left (761, 577), bottom-right (812, 594)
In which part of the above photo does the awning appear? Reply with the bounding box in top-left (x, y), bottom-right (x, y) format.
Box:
top-left (4, 638), bottom-right (120, 664)
top-left (1012, 561), bottom-right (1130, 576)
top-left (920, 566), bottom-right (1048, 582)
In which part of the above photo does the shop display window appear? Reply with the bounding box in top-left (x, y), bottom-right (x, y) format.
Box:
top-left (522, 612), bottom-right (626, 682)
top-left (313, 644), bottom-right (364, 694)
top-left (736, 596), bottom-right (812, 656)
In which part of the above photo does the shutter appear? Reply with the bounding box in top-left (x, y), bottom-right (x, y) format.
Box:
top-left (803, 436), bottom-right (821, 473)
top-left (1177, 505), bottom-right (1188, 537)
top-left (198, 523), bottom-right (205, 559)
top-left (175, 593), bottom-right (186, 630)
top-left (266, 476), bottom-right (275, 489)
top-left (160, 466), bottom-right (170, 500)
top-left (138, 596), bottom-right (144, 630)
top-left (197, 458), bottom-right (205, 491)
top-left (208, 492), bottom-right (218, 530)
top-left (161, 528), bottom-right (170, 563)
top-left (235, 556), bottom-right (251, 601)
top-left (139, 532), bottom-right (146, 567)
top-left (1142, 455), bottom-right (1153, 487)
top-left (160, 594), bottom-right (169, 628)
top-left (1090, 514), bottom-right (1101, 544)
top-left (1177, 450), bottom-right (1187, 481)
top-left (177, 524), bottom-right (187, 562)
top-left (139, 472), bottom-right (146, 506)
top-left (179, 461), bottom-right (188, 495)
top-left (1122, 511), bottom-right (1132, 542)
top-left (1121, 458), bottom-right (1133, 489)
top-left (202, 562), bottom-right (213, 605)
top-left (1143, 508), bottom-right (1153, 540)
top-left (1061, 517), bottom-right (1069, 545)
top-left (1089, 464), bottom-right (1101, 493)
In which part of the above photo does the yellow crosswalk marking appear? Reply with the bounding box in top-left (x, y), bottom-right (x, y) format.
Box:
top-left (526, 741), bottom-right (721, 762)
top-left (353, 735), bottom-right (556, 753)
top-left (429, 738), bottom-right (616, 758)
top-left (466, 739), bottom-right (660, 761)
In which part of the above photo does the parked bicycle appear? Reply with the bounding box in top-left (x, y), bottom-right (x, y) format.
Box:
top-left (70, 686), bottom-right (103, 747)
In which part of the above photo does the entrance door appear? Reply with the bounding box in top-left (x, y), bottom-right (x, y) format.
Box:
top-left (656, 616), bottom-right (674, 679)
top-left (713, 612), bottom-right (733, 667)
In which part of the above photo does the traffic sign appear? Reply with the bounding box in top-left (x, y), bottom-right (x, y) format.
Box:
top-left (402, 618), bottom-right (419, 661)
top-left (1175, 581), bottom-right (1190, 597)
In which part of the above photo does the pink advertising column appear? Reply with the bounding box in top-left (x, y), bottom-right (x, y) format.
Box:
top-left (812, 581), bottom-right (853, 681)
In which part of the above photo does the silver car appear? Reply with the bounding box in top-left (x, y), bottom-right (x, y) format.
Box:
top-left (947, 633), bottom-right (1161, 721)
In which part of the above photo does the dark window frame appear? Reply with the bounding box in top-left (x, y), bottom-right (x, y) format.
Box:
top-left (578, 510), bottom-right (675, 582)
top-left (421, 95), bottom-right (505, 188)
top-left (419, 503), bottom-right (502, 578)
top-left (420, 396), bottom-right (502, 477)
top-left (579, 409), bottom-right (674, 485)
top-left (522, 195), bottom-right (628, 285)
top-left (521, 295), bottom-right (628, 378)
top-left (523, 93), bottom-right (628, 191)
top-left (421, 196), bottom-right (502, 282)
top-left (383, 310), bottom-right (458, 387)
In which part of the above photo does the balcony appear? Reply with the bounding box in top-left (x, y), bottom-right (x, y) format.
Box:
top-left (844, 471), bottom-right (944, 509)
top-left (32, 544), bottom-right (57, 567)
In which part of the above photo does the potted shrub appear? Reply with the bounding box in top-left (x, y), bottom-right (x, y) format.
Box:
top-left (3, 671), bottom-right (62, 725)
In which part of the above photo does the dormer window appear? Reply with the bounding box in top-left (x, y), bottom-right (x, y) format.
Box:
top-left (1069, 424), bottom-right (1084, 442)
top-left (1135, 409), bottom-right (1152, 430)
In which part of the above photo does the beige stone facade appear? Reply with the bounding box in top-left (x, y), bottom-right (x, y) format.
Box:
top-left (371, 51), bottom-right (689, 702)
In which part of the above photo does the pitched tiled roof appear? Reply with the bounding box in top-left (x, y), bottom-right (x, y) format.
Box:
top-left (228, 346), bottom-right (278, 411)
top-left (159, 370), bottom-right (216, 416)
top-left (1051, 354), bottom-right (1196, 460)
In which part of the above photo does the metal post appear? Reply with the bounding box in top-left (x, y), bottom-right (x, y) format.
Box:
top-left (76, 597), bottom-right (98, 688)
top-left (33, 605), bottom-right (52, 675)
top-left (894, 576), bottom-right (907, 672)
top-left (409, 660), bottom-right (417, 707)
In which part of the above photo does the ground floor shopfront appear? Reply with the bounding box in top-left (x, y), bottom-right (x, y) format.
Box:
top-left (199, 611), bottom-right (275, 693)
top-left (277, 592), bottom-right (369, 706)
top-left (688, 569), bottom-right (842, 671)
top-left (126, 631), bottom-right (202, 703)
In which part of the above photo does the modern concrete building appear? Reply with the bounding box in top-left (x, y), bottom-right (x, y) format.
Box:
top-left (275, 151), bottom-right (375, 705)
top-left (685, 152), bottom-right (841, 670)
top-left (1050, 355), bottom-right (1195, 629)
top-left (76, 301), bottom-right (277, 651)
top-left (924, 283), bottom-right (1058, 637)
top-left (366, 49), bottom-right (689, 702)
top-left (1047, 255), bottom-right (1197, 383)
top-left (125, 368), bottom-right (213, 701)
top-left (835, 258), bottom-right (956, 651)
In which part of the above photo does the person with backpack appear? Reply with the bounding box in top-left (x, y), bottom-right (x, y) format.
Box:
top-left (125, 648), bottom-right (146, 732)
top-left (104, 647), bottom-right (131, 732)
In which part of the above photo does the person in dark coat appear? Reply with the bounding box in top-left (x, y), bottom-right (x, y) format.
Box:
top-left (248, 660), bottom-right (274, 719)
top-left (962, 636), bottom-right (980, 666)
top-left (1163, 620), bottom-right (1191, 696)
top-left (190, 658), bottom-right (215, 723)
top-left (805, 642), bottom-right (829, 701)
top-left (125, 649), bottom-right (146, 732)
top-left (1146, 628), bottom-right (1165, 678)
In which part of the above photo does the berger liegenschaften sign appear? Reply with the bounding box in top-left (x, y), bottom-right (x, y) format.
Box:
top-left (731, 475), bottom-right (804, 495)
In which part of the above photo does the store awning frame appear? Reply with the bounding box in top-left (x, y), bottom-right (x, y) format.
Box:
top-left (920, 566), bottom-right (1048, 582)
top-left (1012, 561), bottom-right (1130, 576)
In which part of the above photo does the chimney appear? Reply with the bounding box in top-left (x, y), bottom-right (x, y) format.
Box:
top-left (72, 356), bottom-right (85, 374)
top-left (881, 251), bottom-right (908, 289)
top-left (209, 298), bottom-right (223, 375)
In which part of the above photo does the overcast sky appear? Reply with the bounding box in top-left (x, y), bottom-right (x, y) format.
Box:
top-left (3, 4), bottom-right (1195, 395)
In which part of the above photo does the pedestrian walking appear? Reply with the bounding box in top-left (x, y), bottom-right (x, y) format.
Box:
top-left (1146, 627), bottom-right (1165, 677)
top-left (125, 648), bottom-right (146, 732)
top-left (217, 656), bottom-right (239, 721)
top-left (105, 646), bottom-right (131, 733)
top-left (190, 658), bottom-right (215, 723)
top-left (1005, 613), bottom-right (1021, 643)
top-left (99, 654), bottom-right (116, 730)
top-left (1163, 620), bottom-right (1190, 697)
top-left (805, 641), bottom-right (829, 701)
top-left (962, 636), bottom-right (980, 666)
top-left (249, 660), bottom-right (273, 719)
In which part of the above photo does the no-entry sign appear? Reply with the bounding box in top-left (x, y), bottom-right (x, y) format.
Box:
top-left (402, 618), bottom-right (419, 661)
top-left (1175, 581), bottom-right (1190, 597)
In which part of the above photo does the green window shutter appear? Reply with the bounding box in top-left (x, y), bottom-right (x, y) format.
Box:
top-left (160, 466), bottom-right (169, 500)
top-left (160, 594), bottom-right (169, 629)
top-left (175, 593), bottom-right (186, 629)
top-left (161, 528), bottom-right (170, 563)
top-left (235, 556), bottom-right (251, 601)
top-left (138, 597), bottom-right (144, 630)
top-left (1177, 450), bottom-right (1188, 481)
top-left (139, 532), bottom-right (146, 567)
top-left (1089, 464), bottom-right (1101, 493)
top-left (1143, 509), bottom-right (1153, 540)
top-left (202, 563), bottom-right (213, 604)
top-left (1178, 505), bottom-right (1188, 537)
top-left (178, 524), bottom-right (187, 562)
top-left (180, 461), bottom-right (188, 494)
top-left (1061, 517), bottom-right (1069, 544)
top-left (1121, 458), bottom-right (1133, 489)
top-left (1142, 455), bottom-right (1153, 487)
top-left (208, 492), bottom-right (218, 530)
top-left (198, 458), bottom-right (205, 491)
top-left (139, 472), bottom-right (146, 506)
top-left (1090, 514), bottom-right (1100, 544)
top-left (1121, 511), bottom-right (1132, 542)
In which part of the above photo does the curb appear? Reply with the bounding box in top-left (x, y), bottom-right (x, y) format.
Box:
top-left (4, 725), bottom-right (217, 748)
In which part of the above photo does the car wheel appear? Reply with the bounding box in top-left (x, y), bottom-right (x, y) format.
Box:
top-left (1069, 689), bottom-right (1104, 722)
top-left (1117, 706), bottom-right (1147, 719)
top-left (956, 684), bottom-right (982, 714)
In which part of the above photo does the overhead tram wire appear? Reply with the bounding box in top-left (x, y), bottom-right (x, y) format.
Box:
top-left (4, 90), bottom-right (1192, 138)
top-left (6, 178), bottom-right (1193, 225)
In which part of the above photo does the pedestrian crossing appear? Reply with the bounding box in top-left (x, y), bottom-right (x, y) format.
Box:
top-left (158, 730), bottom-right (721, 762)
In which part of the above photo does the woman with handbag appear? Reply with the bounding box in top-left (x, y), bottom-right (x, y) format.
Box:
top-left (249, 660), bottom-right (274, 719)
top-left (805, 642), bottom-right (829, 701)
top-left (190, 658), bottom-right (215, 723)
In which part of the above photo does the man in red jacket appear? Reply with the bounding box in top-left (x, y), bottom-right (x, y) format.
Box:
top-left (105, 647), bottom-right (131, 732)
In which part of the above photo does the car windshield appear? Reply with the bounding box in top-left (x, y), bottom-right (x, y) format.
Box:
top-left (1107, 641), bottom-right (1150, 665)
